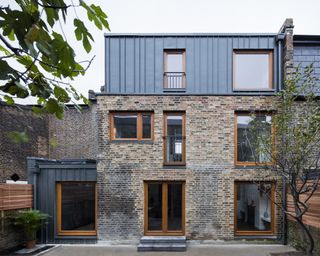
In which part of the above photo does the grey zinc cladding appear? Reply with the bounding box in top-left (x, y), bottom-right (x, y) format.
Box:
top-left (27, 158), bottom-right (97, 243)
top-left (293, 35), bottom-right (320, 94)
top-left (104, 33), bottom-right (279, 94)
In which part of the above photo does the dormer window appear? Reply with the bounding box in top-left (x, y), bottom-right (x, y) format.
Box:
top-left (233, 50), bottom-right (273, 91)
top-left (164, 50), bottom-right (186, 89)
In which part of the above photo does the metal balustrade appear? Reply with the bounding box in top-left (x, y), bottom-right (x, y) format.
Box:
top-left (164, 135), bottom-right (185, 163)
top-left (164, 72), bottom-right (186, 89)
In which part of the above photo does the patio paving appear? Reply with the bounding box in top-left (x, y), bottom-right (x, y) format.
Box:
top-left (43, 244), bottom-right (296, 256)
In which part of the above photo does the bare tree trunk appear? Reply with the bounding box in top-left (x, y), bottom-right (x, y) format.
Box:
top-left (295, 216), bottom-right (314, 255)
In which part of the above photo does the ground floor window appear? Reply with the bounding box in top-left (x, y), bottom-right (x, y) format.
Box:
top-left (144, 181), bottom-right (185, 235)
top-left (56, 182), bottom-right (97, 236)
top-left (235, 181), bottom-right (275, 235)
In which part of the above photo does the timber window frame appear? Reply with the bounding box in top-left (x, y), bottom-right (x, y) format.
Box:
top-left (163, 112), bottom-right (186, 166)
top-left (233, 50), bottom-right (273, 91)
top-left (234, 181), bottom-right (276, 236)
top-left (163, 49), bottom-right (186, 89)
top-left (234, 112), bottom-right (274, 166)
top-left (110, 112), bottom-right (154, 141)
top-left (56, 182), bottom-right (97, 236)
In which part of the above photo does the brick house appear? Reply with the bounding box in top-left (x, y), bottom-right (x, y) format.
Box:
top-left (4, 18), bottom-right (320, 251)
top-left (94, 19), bottom-right (296, 246)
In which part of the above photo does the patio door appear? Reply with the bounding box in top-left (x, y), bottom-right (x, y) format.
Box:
top-left (144, 181), bottom-right (185, 235)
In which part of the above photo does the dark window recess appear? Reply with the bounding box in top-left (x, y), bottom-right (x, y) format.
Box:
top-left (111, 112), bottom-right (153, 140)
top-left (148, 183), bottom-right (163, 231)
top-left (114, 114), bottom-right (137, 139)
top-left (142, 115), bottom-right (152, 139)
top-left (167, 183), bottom-right (182, 231)
top-left (61, 183), bottom-right (95, 231)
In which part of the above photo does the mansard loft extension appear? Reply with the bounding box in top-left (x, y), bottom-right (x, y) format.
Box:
top-left (103, 33), bottom-right (284, 94)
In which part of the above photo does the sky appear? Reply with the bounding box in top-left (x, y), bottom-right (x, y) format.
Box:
top-left (6, 0), bottom-right (320, 103)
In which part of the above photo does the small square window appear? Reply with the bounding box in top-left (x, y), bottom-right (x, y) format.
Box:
top-left (233, 51), bottom-right (273, 90)
top-left (164, 50), bottom-right (186, 89)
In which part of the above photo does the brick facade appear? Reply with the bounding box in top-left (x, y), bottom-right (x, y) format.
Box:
top-left (0, 104), bottom-right (97, 182)
top-left (0, 103), bottom-right (49, 182)
top-left (96, 95), bottom-right (283, 241)
top-left (49, 105), bottom-right (98, 160)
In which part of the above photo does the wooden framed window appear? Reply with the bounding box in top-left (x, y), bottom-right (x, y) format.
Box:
top-left (235, 112), bottom-right (273, 166)
top-left (144, 181), bottom-right (185, 236)
top-left (56, 182), bottom-right (97, 236)
top-left (234, 181), bottom-right (275, 236)
top-left (233, 50), bottom-right (273, 90)
top-left (110, 112), bottom-right (154, 141)
top-left (164, 50), bottom-right (186, 89)
top-left (163, 112), bottom-right (186, 165)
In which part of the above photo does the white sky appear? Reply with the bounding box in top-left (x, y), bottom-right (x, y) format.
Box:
top-left (5, 0), bottom-right (320, 103)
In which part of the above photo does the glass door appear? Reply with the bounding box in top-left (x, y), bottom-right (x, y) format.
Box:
top-left (145, 182), bottom-right (185, 235)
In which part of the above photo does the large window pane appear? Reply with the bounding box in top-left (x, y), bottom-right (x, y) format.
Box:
top-left (234, 52), bottom-right (271, 90)
top-left (167, 183), bottom-right (182, 231)
top-left (148, 184), bottom-right (162, 231)
top-left (237, 114), bottom-right (272, 163)
top-left (167, 54), bottom-right (183, 72)
top-left (236, 182), bottom-right (272, 232)
top-left (114, 114), bottom-right (137, 138)
top-left (61, 183), bottom-right (95, 231)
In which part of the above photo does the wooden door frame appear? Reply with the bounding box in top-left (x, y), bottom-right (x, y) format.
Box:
top-left (144, 181), bottom-right (185, 236)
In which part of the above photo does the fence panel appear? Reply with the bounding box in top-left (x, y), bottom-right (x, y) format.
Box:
top-left (0, 184), bottom-right (32, 211)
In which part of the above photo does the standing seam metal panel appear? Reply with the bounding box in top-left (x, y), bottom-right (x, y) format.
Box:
top-left (104, 35), bottom-right (278, 94)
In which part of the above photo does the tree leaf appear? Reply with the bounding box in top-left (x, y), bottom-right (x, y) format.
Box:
top-left (4, 95), bottom-right (14, 105)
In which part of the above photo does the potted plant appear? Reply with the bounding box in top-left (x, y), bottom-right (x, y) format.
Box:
top-left (10, 209), bottom-right (48, 249)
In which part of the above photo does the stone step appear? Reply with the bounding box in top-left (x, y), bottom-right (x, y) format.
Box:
top-left (140, 236), bottom-right (186, 244)
top-left (137, 243), bottom-right (187, 252)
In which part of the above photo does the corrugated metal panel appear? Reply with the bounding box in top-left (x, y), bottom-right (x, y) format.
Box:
top-left (27, 158), bottom-right (97, 243)
top-left (104, 35), bottom-right (277, 94)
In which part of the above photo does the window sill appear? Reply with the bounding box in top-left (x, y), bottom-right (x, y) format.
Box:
top-left (234, 165), bottom-right (269, 170)
top-left (110, 140), bottom-right (153, 144)
top-left (163, 88), bottom-right (186, 93)
top-left (163, 165), bottom-right (186, 169)
top-left (232, 89), bottom-right (276, 92)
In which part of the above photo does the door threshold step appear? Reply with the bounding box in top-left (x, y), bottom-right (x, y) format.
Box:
top-left (140, 236), bottom-right (186, 244)
top-left (137, 243), bottom-right (186, 252)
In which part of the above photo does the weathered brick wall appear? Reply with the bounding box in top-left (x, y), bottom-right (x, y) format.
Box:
top-left (0, 211), bottom-right (24, 253)
top-left (0, 103), bottom-right (49, 182)
top-left (49, 105), bottom-right (98, 160)
top-left (96, 95), bottom-right (283, 241)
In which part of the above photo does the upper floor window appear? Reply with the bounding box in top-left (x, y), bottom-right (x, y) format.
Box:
top-left (110, 112), bottom-right (153, 141)
top-left (163, 112), bottom-right (186, 165)
top-left (233, 51), bottom-right (273, 90)
top-left (235, 112), bottom-right (273, 165)
top-left (164, 50), bottom-right (186, 89)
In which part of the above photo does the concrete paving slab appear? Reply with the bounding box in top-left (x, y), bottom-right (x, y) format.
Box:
top-left (42, 244), bottom-right (296, 256)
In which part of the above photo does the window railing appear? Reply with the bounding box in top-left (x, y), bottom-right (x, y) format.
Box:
top-left (164, 135), bottom-right (186, 165)
top-left (164, 72), bottom-right (186, 89)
